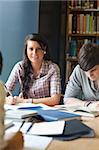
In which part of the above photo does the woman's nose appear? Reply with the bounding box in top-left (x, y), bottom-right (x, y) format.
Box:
top-left (32, 49), bottom-right (37, 54)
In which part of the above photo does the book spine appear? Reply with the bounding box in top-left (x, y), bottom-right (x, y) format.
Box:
top-left (97, 0), bottom-right (99, 9)
top-left (68, 14), bottom-right (73, 34)
top-left (77, 14), bottom-right (80, 34)
top-left (97, 15), bottom-right (99, 33)
top-left (72, 13), bottom-right (77, 34)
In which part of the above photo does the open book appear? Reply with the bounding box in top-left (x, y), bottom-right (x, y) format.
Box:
top-left (55, 105), bottom-right (99, 118)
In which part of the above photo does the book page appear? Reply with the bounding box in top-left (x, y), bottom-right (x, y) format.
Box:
top-left (24, 134), bottom-right (52, 150)
top-left (28, 120), bottom-right (65, 135)
top-left (55, 105), bottom-right (99, 117)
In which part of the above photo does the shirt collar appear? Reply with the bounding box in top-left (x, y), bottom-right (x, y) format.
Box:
top-left (39, 60), bottom-right (47, 76)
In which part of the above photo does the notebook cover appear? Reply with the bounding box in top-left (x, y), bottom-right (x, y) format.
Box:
top-left (38, 109), bottom-right (81, 122)
top-left (46, 119), bottom-right (95, 140)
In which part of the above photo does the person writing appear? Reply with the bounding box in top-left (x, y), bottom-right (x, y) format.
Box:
top-left (5, 33), bottom-right (61, 106)
top-left (64, 43), bottom-right (99, 111)
top-left (0, 51), bottom-right (23, 150)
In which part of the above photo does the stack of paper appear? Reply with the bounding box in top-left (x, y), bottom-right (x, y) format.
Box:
top-left (5, 109), bottom-right (37, 119)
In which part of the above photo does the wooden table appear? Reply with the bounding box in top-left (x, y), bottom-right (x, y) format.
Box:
top-left (48, 117), bottom-right (99, 150)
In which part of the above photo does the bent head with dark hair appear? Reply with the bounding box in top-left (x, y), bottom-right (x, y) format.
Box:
top-left (78, 43), bottom-right (99, 71)
top-left (22, 33), bottom-right (50, 98)
top-left (0, 51), bottom-right (3, 75)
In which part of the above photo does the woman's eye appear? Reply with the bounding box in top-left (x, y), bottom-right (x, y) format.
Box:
top-left (29, 47), bottom-right (33, 51)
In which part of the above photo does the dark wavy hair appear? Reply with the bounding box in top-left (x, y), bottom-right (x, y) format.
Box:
top-left (0, 51), bottom-right (3, 75)
top-left (22, 33), bottom-right (50, 98)
top-left (78, 43), bottom-right (99, 71)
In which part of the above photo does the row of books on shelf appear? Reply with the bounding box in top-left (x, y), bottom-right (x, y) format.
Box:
top-left (67, 38), bottom-right (99, 57)
top-left (68, 13), bottom-right (99, 34)
top-left (69, 0), bottom-right (99, 9)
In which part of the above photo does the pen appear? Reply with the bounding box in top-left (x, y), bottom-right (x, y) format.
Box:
top-left (19, 121), bottom-right (25, 130)
top-left (26, 119), bottom-right (36, 133)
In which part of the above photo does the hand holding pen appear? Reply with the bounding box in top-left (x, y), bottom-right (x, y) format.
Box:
top-left (5, 96), bottom-right (16, 105)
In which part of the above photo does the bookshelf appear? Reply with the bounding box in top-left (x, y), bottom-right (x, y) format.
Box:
top-left (65, 0), bottom-right (99, 83)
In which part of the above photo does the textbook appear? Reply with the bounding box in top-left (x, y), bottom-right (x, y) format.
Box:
top-left (37, 109), bottom-right (81, 122)
top-left (5, 109), bottom-right (37, 119)
top-left (55, 105), bottom-right (99, 118)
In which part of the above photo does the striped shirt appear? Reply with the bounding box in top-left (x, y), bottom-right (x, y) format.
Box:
top-left (5, 60), bottom-right (61, 99)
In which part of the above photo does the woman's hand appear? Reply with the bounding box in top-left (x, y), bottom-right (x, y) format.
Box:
top-left (5, 96), bottom-right (28, 104)
top-left (13, 96), bottom-right (32, 104)
top-left (5, 96), bottom-right (16, 105)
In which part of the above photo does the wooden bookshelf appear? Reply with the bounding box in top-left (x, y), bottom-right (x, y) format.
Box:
top-left (65, 0), bottom-right (99, 83)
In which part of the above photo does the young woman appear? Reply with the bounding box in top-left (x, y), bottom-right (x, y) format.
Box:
top-left (64, 43), bottom-right (99, 111)
top-left (5, 33), bottom-right (61, 106)
top-left (0, 51), bottom-right (23, 150)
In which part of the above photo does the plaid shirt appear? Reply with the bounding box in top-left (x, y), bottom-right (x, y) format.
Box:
top-left (5, 60), bottom-right (61, 98)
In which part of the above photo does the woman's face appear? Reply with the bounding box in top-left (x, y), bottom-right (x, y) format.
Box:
top-left (27, 40), bottom-right (46, 64)
top-left (85, 65), bottom-right (99, 81)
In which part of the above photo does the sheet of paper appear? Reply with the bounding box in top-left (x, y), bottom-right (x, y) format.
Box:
top-left (24, 134), bottom-right (52, 150)
top-left (5, 119), bottom-right (13, 129)
top-left (29, 120), bottom-right (65, 135)
top-left (20, 122), bottom-right (32, 134)
top-left (5, 121), bottom-right (22, 134)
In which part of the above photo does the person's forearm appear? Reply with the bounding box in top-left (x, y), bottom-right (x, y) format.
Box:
top-left (64, 97), bottom-right (85, 107)
top-left (32, 94), bottom-right (61, 106)
top-left (15, 94), bottom-right (61, 106)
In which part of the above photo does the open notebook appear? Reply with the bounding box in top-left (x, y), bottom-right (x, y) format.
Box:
top-left (55, 105), bottom-right (99, 118)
